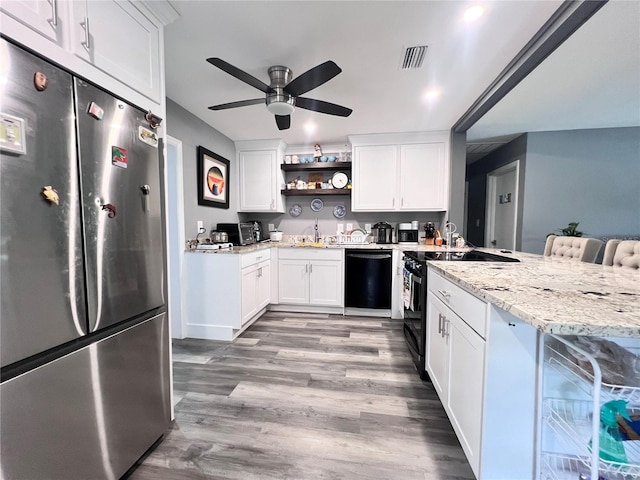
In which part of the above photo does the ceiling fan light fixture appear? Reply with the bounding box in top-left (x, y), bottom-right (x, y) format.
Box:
top-left (266, 94), bottom-right (295, 115)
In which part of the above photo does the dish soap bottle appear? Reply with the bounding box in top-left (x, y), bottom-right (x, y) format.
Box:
top-left (592, 399), bottom-right (630, 464)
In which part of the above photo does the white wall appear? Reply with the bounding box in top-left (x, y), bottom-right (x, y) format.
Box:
top-left (166, 98), bottom-right (238, 240)
top-left (521, 127), bottom-right (640, 253)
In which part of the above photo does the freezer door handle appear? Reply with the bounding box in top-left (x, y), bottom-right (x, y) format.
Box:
top-left (141, 185), bottom-right (150, 212)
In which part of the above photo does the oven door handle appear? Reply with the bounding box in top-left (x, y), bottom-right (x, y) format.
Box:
top-left (411, 274), bottom-right (422, 285)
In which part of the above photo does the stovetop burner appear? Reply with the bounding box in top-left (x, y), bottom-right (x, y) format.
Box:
top-left (405, 250), bottom-right (520, 264)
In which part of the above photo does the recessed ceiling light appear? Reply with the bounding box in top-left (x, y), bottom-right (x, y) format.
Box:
top-left (423, 89), bottom-right (441, 101)
top-left (303, 122), bottom-right (317, 134)
top-left (464, 5), bottom-right (484, 22)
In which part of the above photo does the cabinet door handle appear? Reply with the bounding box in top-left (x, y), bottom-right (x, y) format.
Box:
top-left (309, 263), bottom-right (313, 274)
top-left (305, 264), bottom-right (308, 274)
top-left (51, 0), bottom-right (58, 26)
top-left (437, 313), bottom-right (443, 334)
top-left (271, 199), bottom-right (275, 209)
top-left (81, 17), bottom-right (91, 49)
top-left (401, 197), bottom-right (404, 207)
top-left (392, 198), bottom-right (395, 208)
top-left (443, 318), bottom-right (450, 339)
top-left (438, 289), bottom-right (451, 302)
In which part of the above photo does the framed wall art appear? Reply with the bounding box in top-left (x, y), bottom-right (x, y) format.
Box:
top-left (197, 146), bottom-right (230, 209)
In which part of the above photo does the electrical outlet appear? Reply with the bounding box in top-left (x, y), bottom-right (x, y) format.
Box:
top-left (346, 223), bottom-right (353, 232)
top-left (197, 220), bottom-right (205, 233)
top-left (364, 223), bottom-right (372, 233)
top-left (268, 223), bottom-right (275, 232)
top-left (336, 223), bottom-right (344, 234)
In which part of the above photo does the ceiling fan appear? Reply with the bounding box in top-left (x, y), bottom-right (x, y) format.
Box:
top-left (206, 58), bottom-right (353, 130)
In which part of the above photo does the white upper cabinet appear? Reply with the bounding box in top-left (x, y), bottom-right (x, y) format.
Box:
top-left (0, 0), bottom-right (174, 107)
top-left (352, 145), bottom-right (398, 211)
top-left (349, 132), bottom-right (450, 212)
top-left (236, 140), bottom-right (286, 213)
top-left (69, 1), bottom-right (161, 103)
top-left (400, 143), bottom-right (447, 210)
top-left (0, 0), bottom-right (67, 45)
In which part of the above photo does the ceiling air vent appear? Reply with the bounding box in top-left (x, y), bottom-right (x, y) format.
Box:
top-left (400, 45), bottom-right (428, 70)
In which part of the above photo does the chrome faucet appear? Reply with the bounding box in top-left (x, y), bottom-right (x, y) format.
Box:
top-left (314, 217), bottom-right (321, 243)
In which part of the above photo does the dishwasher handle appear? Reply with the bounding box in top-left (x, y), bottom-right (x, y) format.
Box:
top-left (346, 253), bottom-right (392, 260)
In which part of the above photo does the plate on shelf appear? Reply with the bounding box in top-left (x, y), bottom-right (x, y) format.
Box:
top-left (332, 171), bottom-right (349, 189)
top-left (289, 204), bottom-right (302, 217)
top-left (333, 204), bottom-right (346, 218)
top-left (310, 198), bottom-right (323, 212)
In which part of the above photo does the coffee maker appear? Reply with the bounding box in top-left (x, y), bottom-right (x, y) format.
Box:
top-left (397, 223), bottom-right (419, 244)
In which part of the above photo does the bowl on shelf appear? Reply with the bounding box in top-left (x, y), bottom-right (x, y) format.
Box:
top-left (320, 156), bottom-right (328, 162)
top-left (327, 155), bottom-right (336, 162)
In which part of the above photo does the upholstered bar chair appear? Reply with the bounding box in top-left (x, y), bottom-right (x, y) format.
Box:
top-left (602, 239), bottom-right (640, 269)
top-left (543, 235), bottom-right (604, 263)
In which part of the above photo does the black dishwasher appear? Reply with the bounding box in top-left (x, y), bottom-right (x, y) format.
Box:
top-left (345, 250), bottom-right (392, 309)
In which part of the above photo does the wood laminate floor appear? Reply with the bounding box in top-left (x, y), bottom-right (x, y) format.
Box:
top-left (130, 312), bottom-right (475, 480)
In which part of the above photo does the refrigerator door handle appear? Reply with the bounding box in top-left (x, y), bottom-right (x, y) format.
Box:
top-left (141, 185), bottom-right (150, 212)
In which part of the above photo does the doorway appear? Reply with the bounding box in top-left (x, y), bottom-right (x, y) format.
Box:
top-left (485, 160), bottom-right (520, 250)
top-left (166, 135), bottom-right (185, 339)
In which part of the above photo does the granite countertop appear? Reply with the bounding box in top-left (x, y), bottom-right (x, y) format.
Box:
top-left (186, 239), bottom-right (462, 254)
top-left (428, 251), bottom-right (640, 338)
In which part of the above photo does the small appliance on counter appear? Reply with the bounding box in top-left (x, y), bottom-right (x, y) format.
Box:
top-left (246, 220), bottom-right (266, 243)
top-left (371, 222), bottom-right (394, 244)
top-left (397, 223), bottom-right (419, 244)
top-left (216, 223), bottom-right (255, 246)
top-left (210, 230), bottom-right (229, 243)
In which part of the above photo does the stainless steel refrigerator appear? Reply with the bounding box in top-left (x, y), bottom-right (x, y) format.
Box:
top-left (0, 38), bottom-right (171, 479)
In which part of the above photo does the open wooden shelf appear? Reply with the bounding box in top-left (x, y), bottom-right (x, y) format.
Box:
top-left (280, 189), bottom-right (351, 196)
top-left (281, 161), bottom-right (351, 172)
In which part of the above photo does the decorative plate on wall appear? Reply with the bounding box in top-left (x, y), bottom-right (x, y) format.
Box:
top-left (333, 204), bottom-right (346, 218)
top-left (289, 204), bottom-right (302, 217)
top-left (310, 198), bottom-right (324, 212)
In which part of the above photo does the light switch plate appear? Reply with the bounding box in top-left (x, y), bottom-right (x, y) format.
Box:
top-left (336, 223), bottom-right (344, 234)
top-left (268, 223), bottom-right (275, 232)
top-left (346, 223), bottom-right (353, 231)
top-left (365, 223), bottom-right (372, 233)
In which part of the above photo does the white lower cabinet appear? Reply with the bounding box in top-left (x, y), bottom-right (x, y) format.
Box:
top-left (427, 267), bottom-right (539, 480)
top-left (241, 259), bottom-right (271, 325)
top-left (278, 249), bottom-right (343, 307)
top-left (184, 249), bottom-right (271, 340)
top-left (426, 288), bottom-right (485, 476)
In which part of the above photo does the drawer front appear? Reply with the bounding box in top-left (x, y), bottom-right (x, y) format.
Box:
top-left (241, 248), bottom-right (272, 268)
top-left (278, 247), bottom-right (343, 261)
top-left (428, 269), bottom-right (487, 338)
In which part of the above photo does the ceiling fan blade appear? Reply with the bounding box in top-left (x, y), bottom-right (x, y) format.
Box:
top-left (208, 98), bottom-right (264, 110)
top-left (284, 61), bottom-right (342, 97)
top-left (275, 115), bottom-right (291, 130)
top-left (206, 58), bottom-right (274, 94)
top-left (295, 97), bottom-right (352, 117)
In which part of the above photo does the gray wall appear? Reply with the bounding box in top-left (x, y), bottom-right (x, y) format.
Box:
top-left (166, 98), bottom-right (238, 240)
top-left (465, 134), bottom-right (528, 247)
top-left (448, 131), bottom-right (467, 237)
top-left (521, 126), bottom-right (640, 253)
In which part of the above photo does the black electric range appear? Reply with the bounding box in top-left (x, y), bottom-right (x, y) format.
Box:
top-left (402, 250), bottom-right (519, 379)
